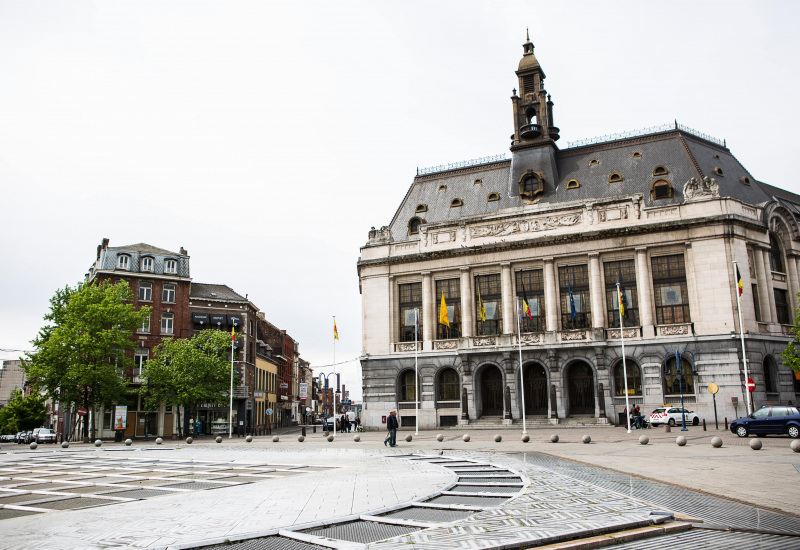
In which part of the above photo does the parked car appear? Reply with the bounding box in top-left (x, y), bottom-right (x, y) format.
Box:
top-left (730, 405), bottom-right (800, 438)
top-left (31, 428), bottom-right (57, 444)
top-left (15, 431), bottom-right (32, 444)
top-left (0, 433), bottom-right (15, 442)
top-left (649, 406), bottom-right (700, 427)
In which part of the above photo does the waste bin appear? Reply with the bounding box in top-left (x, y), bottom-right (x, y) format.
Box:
top-left (618, 412), bottom-right (626, 427)
top-left (115, 430), bottom-right (124, 442)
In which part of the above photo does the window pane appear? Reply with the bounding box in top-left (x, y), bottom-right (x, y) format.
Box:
top-left (558, 265), bottom-right (590, 329)
top-left (436, 279), bottom-right (461, 339)
top-left (399, 283), bottom-right (422, 342)
top-left (475, 274), bottom-right (502, 335)
top-left (652, 254), bottom-right (691, 325)
top-left (516, 270), bottom-right (545, 332)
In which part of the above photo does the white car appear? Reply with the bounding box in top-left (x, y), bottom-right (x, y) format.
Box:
top-left (649, 406), bottom-right (700, 427)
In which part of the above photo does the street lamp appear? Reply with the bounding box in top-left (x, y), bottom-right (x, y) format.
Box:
top-left (664, 350), bottom-right (694, 431)
top-left (318, 372), bottom-right (340, 435)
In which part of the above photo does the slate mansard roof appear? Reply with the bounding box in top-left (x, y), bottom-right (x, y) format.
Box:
top-left (190, 283), bottom-right (248, 302)
top-left (381, 127), bottom-right (787, 244)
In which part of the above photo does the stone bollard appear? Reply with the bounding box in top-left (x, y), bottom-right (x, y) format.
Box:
top-left (791, 440), bottom-right (800, 453)
top-left (664, 424), bottom-right (671, 433)
top-left (61, 441), bottom-right (69, 449)
top-left (30, 442), bottom-right (38, 450)
top-left (186, 437), bottom-right (193, 444)
top-left (582, 435), bottom-right (591, 444)
top-left (354, 435), bottom-right (361, 442)
top-left (155, 438), bottom-right (163, 445)
top-left (297, 435), bottom-right (305, 442)
top-left (492, 434), bottom-right (501, 443)
top-left (272, 436), bottom-right (279, 443)
top-left (749, 439), bottom-right (762, 451)
top-left (125, 439), bottom-right (132, 446)
top-left (462, 434), bottom-right (470, 442)
top-left (436, 434), bottom-right (444, 442)
top-left (215, 436), bottom-right (223, 443)
top-left (676, 435), bottom-right (687, 446)
top-left (94, 439), bottom-right (102, 447)
top-left (521, 434), bottom-right (530, 443)
top-left (702, 419), bottom-right (707, 431)
top-left (639, 435), bottom-right (649, 445)
top-left (710, 436), bottom-right (723, 448)
top-left (327, 435), bottom-right (334, 442)
top-left (405, 435), bottom-right (412, 442)
top-left (550, 434), bottom-right (559, 443)
top-left (246, 435), bottom-right (253, 443)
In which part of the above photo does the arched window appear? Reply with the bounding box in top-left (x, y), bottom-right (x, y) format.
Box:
top-left (769, 233), bottom-right (784, 273)
top-left (409, 217), bottom-right (422, 235)
top-left (663, 356), bottom-right (694, 395)
top-left (614, 361), bottom-right (641, 396)
top-left (518, 170), bottom-right (543, 199)
top-left (608, 172), bottom-right (623, 183)
top-left (450, 198), bottom-right (463, 207)
top-left (399, 370), bottom-right (417, 401)
top-left (117, 254), bottom-right (130, 270)
top-left (651, 179), bottom-right (673, 200)
top-left (438, 368), bottom-right (460, 401)
top-left (567, 179), bottom-right (580, 189)
top-left (764, 356), bottom-right (779, 394)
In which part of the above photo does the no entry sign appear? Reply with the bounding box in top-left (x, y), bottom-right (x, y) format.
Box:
top-left (77, 407), bottom-right (88, 416)
top-left (746, 378), bottom-right (756, 392)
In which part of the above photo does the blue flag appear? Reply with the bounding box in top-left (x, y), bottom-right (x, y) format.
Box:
top-left (568, 281), bottom-right (576, 318)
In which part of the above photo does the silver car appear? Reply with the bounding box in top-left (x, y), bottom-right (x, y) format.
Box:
top-left (31, 428), bottom-right (57, 443)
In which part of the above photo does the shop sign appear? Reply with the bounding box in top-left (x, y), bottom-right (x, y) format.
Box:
top-left (299, 383), bottom-right (308, 399)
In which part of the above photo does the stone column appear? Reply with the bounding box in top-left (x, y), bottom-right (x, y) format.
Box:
top-left (684, 243), bottom-right (700, 326)
top-left (422, 272), bottom-right (433, 343)
top-left (544, 258), bottom-right (558, 332)
top-left (388, 275), bottom-right (396, 347)
top-left (787, 253), bottom-right (800, 310)
top-left (635, 247), bottom-right (655, 337)
top-left (588, 253), bottom-right (604, 328)
top-left (757, 246), bottom-right (776, 322)
top-left (460, 268), bottom-right (473, 338)
top-left (501, 262), bottom-right (515, 335)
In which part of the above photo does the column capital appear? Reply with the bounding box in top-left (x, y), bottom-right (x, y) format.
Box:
top-left (588, 252), bottom-right (599, 258)
top-left (543, 257), bottom-right (555, 264)
top-left (388, 274), bottom-right (395, 281)
top-left (460, 267), bottom-right (471, 273)
top-left (500, 261), bottom-right (511, 268)
top-left (635, 247), bottom-right (648, 255)
top-left (684, 242), bottom-right (692, 249)
top-left (421, 271), bottom-right (431, 278)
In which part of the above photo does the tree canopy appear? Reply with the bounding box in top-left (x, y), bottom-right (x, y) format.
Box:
top-left (141, 329), bottom-right (238, 433)
top-left (0, 390), bottom-right (49, 433)
top-left (780, 298), bottom-right (800, 375)
top-left (24, 279), bottom-right (150, 436)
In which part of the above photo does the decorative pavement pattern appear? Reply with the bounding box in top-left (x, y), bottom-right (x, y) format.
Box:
top-left (0, 453), bottom-right (327, 520)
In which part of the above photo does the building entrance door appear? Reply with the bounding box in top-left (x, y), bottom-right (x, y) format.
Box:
top-left (481, 366), bottom-right (503, 416)
top-left (523, 364), bottom-right (548, 415)
top-left (567, 362), bottom-right (595, 415)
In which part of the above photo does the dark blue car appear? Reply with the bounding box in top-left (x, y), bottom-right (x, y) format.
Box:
top-left (730, 405), bottom-right (800, 438)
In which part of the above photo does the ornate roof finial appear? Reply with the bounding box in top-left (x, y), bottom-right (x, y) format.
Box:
top-left (526, 28), bottom-right (530, 42)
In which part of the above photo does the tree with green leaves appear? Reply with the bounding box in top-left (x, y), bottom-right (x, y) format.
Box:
top-left (141, 330), bottom-right (238, 437)
top-left (780, 298), bottom-right (800, 376)
top-left (0, 389), bottom-right (49, 434)
top-left (24, 279), bottom-right (150, 440)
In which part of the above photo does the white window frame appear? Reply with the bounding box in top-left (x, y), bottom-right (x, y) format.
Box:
top-left (134, 350), bottom-right (148, 376)
top-left (162, 284), bottom-right (176, 303)
top-left (138, 315), bottom-right (151, 333)
top-left (141, 257), bottom-right (153, 272)
top-left (161, 313), bottom-right (174, 335)
top-left (138, 282), bottom-right (152, 302)
top-left (117, 255), bottom-right (130, 270)
top-left (164, 259), bottom-right (177, 274)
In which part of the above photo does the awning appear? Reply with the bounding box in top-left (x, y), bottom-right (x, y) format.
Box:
top-left (227, 314), bottom-right (243, 327)
top-left (191, 313), bottom-right (209, 325)
top-left (209, 314), bottom-right (226, 326)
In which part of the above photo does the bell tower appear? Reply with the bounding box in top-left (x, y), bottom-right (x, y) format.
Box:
top-left (510, 30), bottom-right (559, 149)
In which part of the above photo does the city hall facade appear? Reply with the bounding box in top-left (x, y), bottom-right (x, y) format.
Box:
top-left (357, 36), bottom-right (800, 430)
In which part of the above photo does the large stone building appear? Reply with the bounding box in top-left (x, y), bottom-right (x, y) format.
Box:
top-left (357, 36), bottom-right (800, 430)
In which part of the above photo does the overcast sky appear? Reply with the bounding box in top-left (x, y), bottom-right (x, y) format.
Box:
top-left (2, 1), bottom-right (799, 401)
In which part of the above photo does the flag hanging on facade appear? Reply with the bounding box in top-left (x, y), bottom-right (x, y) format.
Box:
top-left (617, 278), bottom-right (625, 316)
top-left (521, 281), bottom-right (533, 320)
top-left (736, 265), bottom-right (744, 296)
top-left (568, 281), bottom-right (577, 318)
top-left (439, 292), bottom-right (450, 327)
top-left (477, 286), bottom-right (487, 322)
top-left (333, 320), bottom-right (339, 340)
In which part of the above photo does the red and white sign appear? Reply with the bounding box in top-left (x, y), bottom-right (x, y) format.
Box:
top-left (77, 407), bottom-right (88, 416)
top-left (746, 378), bottom-right (756, 392)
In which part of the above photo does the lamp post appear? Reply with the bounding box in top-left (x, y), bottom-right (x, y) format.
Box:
top-left (318, 372), bottom-right (340, 435)
top-left (664, 350), bottom-right (693, 431)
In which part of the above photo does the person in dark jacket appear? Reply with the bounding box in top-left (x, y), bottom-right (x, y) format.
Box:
top-left (384, 411), bottom-right (398, 447)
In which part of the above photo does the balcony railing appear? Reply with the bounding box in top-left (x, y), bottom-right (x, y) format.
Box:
top-left (520, 123), bottom-right (542, 139)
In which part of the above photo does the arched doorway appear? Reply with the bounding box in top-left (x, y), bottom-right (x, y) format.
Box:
top-left (567, 362), bottom-right (595, 415)
top-left (480, 365), bottom-right (503, 416)
top-left (522, 363), bottom-right (547, 415)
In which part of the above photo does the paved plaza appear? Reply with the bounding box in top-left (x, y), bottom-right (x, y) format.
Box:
top-left (0, 426), bottom-right (798, 549)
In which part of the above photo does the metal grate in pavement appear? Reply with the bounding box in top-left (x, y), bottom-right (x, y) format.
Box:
top-left (448, 484), bottom-right (522, 494)
top-left (601, 528), bottom-right (800, 550)
top-left (160, 481), bottom-right (238, 490)
top-left (208, 476), bottom-right (270, 483)
top-left (301, 520), bottom-right (420, 543)
top-left (513, 452), bottom-right (800, 535)
top-left (198, 536), bottom-right (330, 550)
top-left (95, 488), bottom-right (181, 499)
top-left (424, 494), bottom-right (509, 506)
top-left (11, 483), bottom-right (74, 491)
top-left (0, 508), bottom-right (41, 520)
top-left (380, 506), bottom-right (476, 523)
top-left (457, 477), bottom-right (523, 483)
top-left (30, 497), bottom-right (114, 510)
top-left (56, 485), bottom-right (104, 494)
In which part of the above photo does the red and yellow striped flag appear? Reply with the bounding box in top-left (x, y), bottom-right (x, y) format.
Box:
top-left (333, 320), bottom-right (339, 340)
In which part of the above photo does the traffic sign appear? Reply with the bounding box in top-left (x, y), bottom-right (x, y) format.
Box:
top-left (707, 383), bottom-right (719, 394)
top-left (746, 378), bottom-right (756, 392)
top-left (77, 407), bottom-right (88, 417)
top-left (266, 408), bottom-right (273, 416)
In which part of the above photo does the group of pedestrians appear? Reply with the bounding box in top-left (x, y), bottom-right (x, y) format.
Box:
top-left (623, 405), bottom-right (647, 429)
top-left (384, 410), bottom-right (398, 447)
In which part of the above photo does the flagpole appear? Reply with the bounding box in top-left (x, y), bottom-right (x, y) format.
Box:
top-left (415, 308), bottom-right (419, 436)
top-left (617, 282), bottom-right (631, 434)
top-left (333, 316), bottom-right (337, 436)
top-left (516, 297), bottom-right (527, 434)
top-left (732, 261), bottom-right (751, 415)
top-left (229, 326), bottom-right (235, 439)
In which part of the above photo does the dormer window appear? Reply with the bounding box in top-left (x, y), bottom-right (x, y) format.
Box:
top-left (651, 179), bottom-right (673, 200)
top-left (632, 152), bottom-right (642, 159)
top-left (740, 176), bottom-right (751, 185)
top-left (409, 217), bottom-right (422, 235)
top-left (164, 259), bottom-right (177, 274)
top-left (415, 204), bottom-right (428, 213)
top-left (450, 198), bottom-right (463, 207)
top-left (141, 257), bottom-right (154, 272)
top-left (117, 255), bottom-right (130, 270)
top-left (567, 179), bottom-right (580, 189)
top-left (487, 192), bottom-right (500, 202)
top-left (653, 166), bottom-right (669, 176)
top-left (608, 173), bottom-right (623, 183)
top-left (590, 159), bottom-right (599, 166)
top-left (439, 185), bottom-right (447, 191)
top-left (519, 170), bottom-right (544, 200)
top-left (714, 167), bottom-right (724, 177)
top-left (474, 179), bottom-right (483, 185)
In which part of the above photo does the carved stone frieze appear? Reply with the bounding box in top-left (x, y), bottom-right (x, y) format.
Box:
top-left (560, 331), bottom-right (587, 341)
top-left (396, 342), bottom-right (419, 352)
top-left (472, 336), bottom-right (497, 347)
top-left (607, 328), bottom-right (639, 339)
top-left (517, 333), bottom-right (542, 344)
top-left (434, 340), bottom-right (458, 350)
top-left (433, 230), bottom-right (457, 244)
top-left (368, 226), bottom-right (391, 244)
top-left (683, 176), bottom-right (719, 201)
top-left (469, 212), bottom-right (582, 239)
top-left (657, 324), bottom-right (692, 336)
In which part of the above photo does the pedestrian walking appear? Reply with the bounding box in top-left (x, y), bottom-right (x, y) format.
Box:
top-left (384, 411), bottom-right (398, 447)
